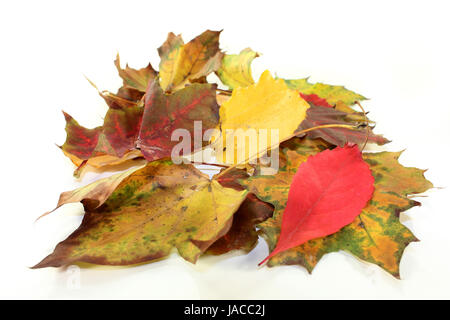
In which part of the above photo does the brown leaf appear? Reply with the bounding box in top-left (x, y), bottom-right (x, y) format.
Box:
top-left (207, 168), bottom-right (273, 255)
top-left (158, 30), bottom-right (224, 92)
top-left (297, 103), bottom-right (389, 146)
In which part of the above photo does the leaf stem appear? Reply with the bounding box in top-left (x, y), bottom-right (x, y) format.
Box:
top-left (355, 101), bottom-right (369, 151)
top-left (192, 162), bottom-right (228, 168)
top-left (216, 88), bottom-right (232, 95)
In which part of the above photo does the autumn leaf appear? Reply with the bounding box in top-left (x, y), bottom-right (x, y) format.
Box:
top-left (207, 168), bottom-right (273, 255)
top-left (39, 161), bottom-right (147, 219)
top-left (216, 92), bottom-right (231, 106)
top-left (259, 144), bottom-right (374, 264)
top-left (60, 106), bottom-right (144, 175)
top-left (33, 161), bottom-right (248, 268)
top-left (36, 29), bottom-right (434, 277)
top-left (215, 70), bottom-right (309, 165)
top-left (61, 81), bottom-right (219, 173)
top-left (137, 81), bottom-right (219, 161)
top-left (114, 53), bottom-right (157, 93)
top-left (158, 30), bottom-right (224, 92)
top-left (85, 76), bottom-right (143, 110)
top-left (241, 137), bottom-right (433, 277)
top-left (285, 78), bottom-right (366, 106)
top-left (216, 48), bottom-right (259, 89)
top-left (63, 149), bottom-right (144, 178)
top-left (101, 91), bottom-right (143, 109)
top-left (299, 93), bottom-right (333, 108)
top-left (61, 111), bottom-right (104, 161)
top-left (297, 103), bottom-right (389, 146)
top-left (115, 85), bottom-right (147, 102)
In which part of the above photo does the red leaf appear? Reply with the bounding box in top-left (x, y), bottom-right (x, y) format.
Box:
top-left (61, 111), bottom-right (102, 159)
top-left (296, 104), bottom-right (390, 146)
top-left (137, 81), bottom-right (219, 161)
top-left (260, 144), bottom-right (374, 265)
top-left (61, 81), bottom-right (219, 164)
top-left (300, 92), bottom-right (333, 108)
top-left (62, 106), bottom-right (143, 160)
top-left (103, 107), bottom-right (143, 157)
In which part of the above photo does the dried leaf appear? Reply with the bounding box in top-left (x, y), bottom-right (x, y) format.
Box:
top-left (137, 81), bottom-right (219, 161)
top-left (297, 103), bottom-right (389, 146)
top-left (285, 78), bottom-right (366, 106)
top-left (85, 76), bottom-right (143, 110)
top-left (39, 161), bottom-right (147, 219)
top-left (259, 144), bottom-right (374, 264)
top-left (34, 161), bottom-right (248, 268)
top-left (61, 106), bottom-right (143, 166)
top-left (37, 29), bottom-right (434, 277)
top-left (61, 81), bottom-right (219, 170)
top-left (300, 92), bottom-right (333, 108)
top-left (114, 53), bottom-right (157, 92)
top-left (208, 168), bottom-right (273, 255)
top-left (216, 70), bottom-right (309, 165)
top-left (158, 30), bottom-right (224, 92)
top-left (216, 48), bottom-right (259, 89)
top-left (241, 138), bottom-right (433, 277)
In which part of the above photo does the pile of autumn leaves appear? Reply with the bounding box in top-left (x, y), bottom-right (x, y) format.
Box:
top-left (34, 30), bottom-right (433, 278)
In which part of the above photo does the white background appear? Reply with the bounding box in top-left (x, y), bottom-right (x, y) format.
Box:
top-left (1, 0), bottom-right (449, 299)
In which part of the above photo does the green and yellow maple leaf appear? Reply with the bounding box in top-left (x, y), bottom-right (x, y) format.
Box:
top-left (284, 78), bottom-right (366, 106)
top-left (216, 48), bottom-right (259, 89)
top-left (34, 161), bottom-right (247, 268)
top-left (240, 138), bottom-right (433, 278)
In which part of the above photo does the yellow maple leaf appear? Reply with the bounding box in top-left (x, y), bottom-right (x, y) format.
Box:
top-left (214, 70), bottom-right (309, 165)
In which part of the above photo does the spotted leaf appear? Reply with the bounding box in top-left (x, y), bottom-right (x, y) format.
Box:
top-left (33, 161), bottom-right (248, 268)
top-left (241, 138), bottom-right (433, 277)
top-left (285, 78), bottom-right (366, 106)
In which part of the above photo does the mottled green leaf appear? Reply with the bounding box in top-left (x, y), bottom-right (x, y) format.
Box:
top-left (216, 48), bottom-right (259, 89)
top-left (285, 78), bottom-right (366, 106)
top-left (241, 138), bottom-right (433, 278)
top-left (34, 161), bottom-right (247, 268)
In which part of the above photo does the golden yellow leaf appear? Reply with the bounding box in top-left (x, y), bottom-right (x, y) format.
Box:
top-left (214, 70), bottom-right (309, 165)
